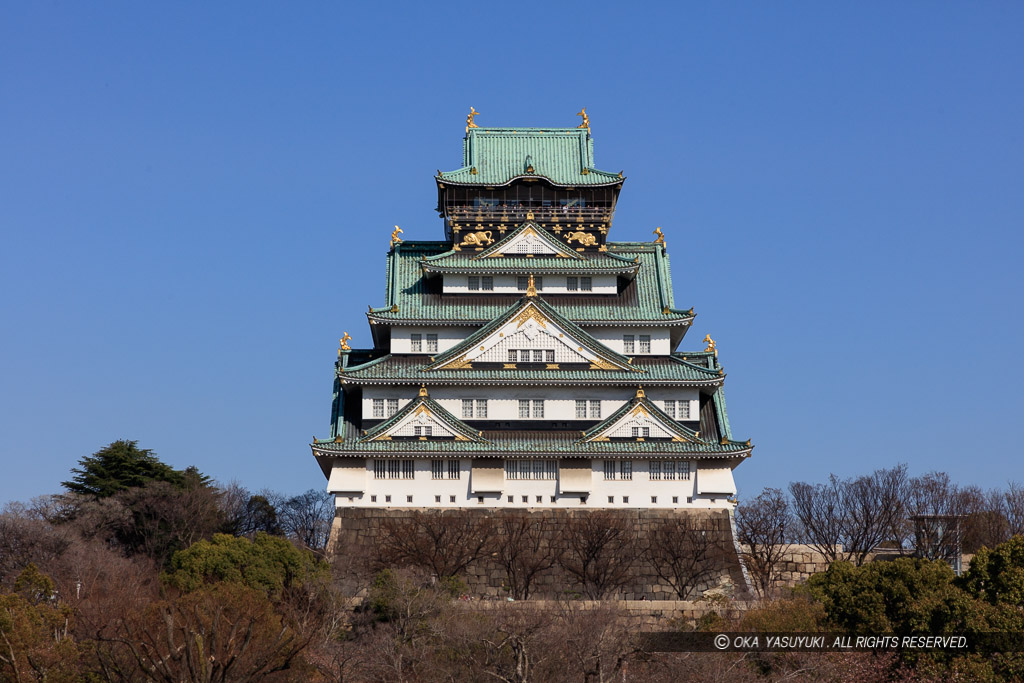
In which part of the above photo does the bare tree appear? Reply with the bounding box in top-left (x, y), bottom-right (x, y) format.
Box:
top-left (558, 511), bottom-right (636, 599)
top-left (644, 516), bottom-right (730, 600)
top-left (790, 465), bottom-right (907, 566)
top-left (493, 513), bottom-right (557, 600)
top-left (376, 511), bottom-right (495, 579)
top-left (1005, 481), bottom-right (1024, 538)
top-left (219, 482), bottom-right (283, 538)
top-left (280, 489), bottom-right (334, 553)
top-left (735, 488), bottom-right (792, 598)
top-left (906, 471), bottom-right (972, 561)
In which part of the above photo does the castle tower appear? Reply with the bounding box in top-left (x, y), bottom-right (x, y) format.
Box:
top-left (312, 118), bottom-right (752, 514)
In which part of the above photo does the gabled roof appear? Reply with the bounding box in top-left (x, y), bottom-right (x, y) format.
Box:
top-left (369, 242), bottom-right (693, 326)
top-left (437, 128), bottom-right (623, 187)
top-left (425, 295), bottom-right (639, 372)
top-left (580, 388), bottom-right (704, 444)
top-left (418, 223), bottom-right (641, 277)
top-left (360, 386), bottom-right (487, 443)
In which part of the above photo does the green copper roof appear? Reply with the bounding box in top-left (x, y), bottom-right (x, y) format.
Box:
top-left (360, 389), bottom-right (487, 443)
top-left (313, 427), bottom-right (750, 458)
top-left (426, 295), bottom-right (639, 373)
top-left (338, 354), bottom-right (723, 386)
top-left (370, 241), bottom-right (692, 325)
top-left (420, 222), bottom-right (640, 276)
top-left (437, 128), bottom-right (623, 187)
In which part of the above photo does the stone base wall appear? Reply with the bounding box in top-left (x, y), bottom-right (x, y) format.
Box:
top-left (330, 507), bottom-right (748, 601)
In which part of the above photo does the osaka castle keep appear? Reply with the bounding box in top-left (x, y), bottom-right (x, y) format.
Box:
top-left (311, 109), bottom-right (753, 513)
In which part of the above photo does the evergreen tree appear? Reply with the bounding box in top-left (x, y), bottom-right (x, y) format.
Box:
top-left (62, 439), bottom-right (186, 498)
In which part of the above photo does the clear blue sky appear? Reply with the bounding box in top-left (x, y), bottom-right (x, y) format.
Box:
top-left (2, 3), bottom-right (1022, 504)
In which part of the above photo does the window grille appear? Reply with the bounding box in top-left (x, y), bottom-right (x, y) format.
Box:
top-left (623, 335), bottom-right (635, 353)
top-left (481, 276), bottom-right (493, 291)
top-left (505, 459), bottom-right (557, 480)
top-left (650, 461), bottom-right (662, 481)
top-left (508, 349), bottom-right (518, 362)
top-left (426, 334), bottom-right (438, 352)
top-left (517, 276), bottom-right (529, 290)
top-left (580, 277), bottom-right (592, 291)
top-left (620, 460), bottom-right (633, 480)
top-left (680, 461), bottom-right (690, 480)
top-left (372, 399), bottom-right (384, 418)
top-left (589, 400), bottom-right (600, 418)
top-left (387, 399), bottom-right (398, 416)
top-left (639, 335), bottom-right (651, 353)
top-left (519, 400), bottom-right (530, 418)
top-left (432, 460), bottom-right (444, 479)
top-left (664, 461), bottom-right (676, 480)
top-left (575, 400), bottom-right (587, 418)
top-left (545, 349), bottom-right (555, 363)
top-left (413, 426), bottom-right (432, 437)
top-left (631, 426), bottom-right (650, 438)
top-left (532, 400), bottom-right (544, 418)
top-left (476, 399), bottom-right (487, 418)
top-left (410, 333), bottom-right (422, 352)
top-left (463, 399), bottom-right (474, 418)
top-left (604, 460), bottom-right (617, 480)
top-left (468, 276), bottom-right (480, 290)
top-left (532, 350), bottom-right (544, 362)
top-left (664, 400), bottom-right (676, 418)
top-left (679, 401), bottom-right (690, 419)
top-left (567, 276), bottom-right (578, 291)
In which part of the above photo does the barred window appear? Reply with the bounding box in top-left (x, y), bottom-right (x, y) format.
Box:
top-left (679, 401), bottom-right (691, 419)
top-left (387, 399), bottom-right (398, 417)
top-left (604, 460), bottom-right (617, 480)
top-left (631, 426), bottom-right (650, 438)
top-left (463, 399), bottom-right (474, 418)
top-left (519, 400), bottom-right (531, 418)
top-left (506, 459), bottom-right (557, 480)
top-left (664, 400), bottom-right (676, 419)
top-left (426, 334), bottom-right (438, 353)
top-left (580, 277), bottom-right (592, 291)
top-left (517, 276), bottom-right (529, 291)
top-left (650, 460), bottom-right (662, 481)
top-left (432, 459), bottom-right (460, 479)
top-left (576, 400), bottom-right (587, 418)
top-left (449, 459), bottom-right (461, 479)
top-left (620, 460), bottom-right (633, 480)
top-left (413, 426), bottom-right (432, 437)
top-left (532, 350), bottom-right (544, 362)
top-left (372, 398), bottom-right (384, 418)
top-left (481, 276), bottom-right (493, 291)
top-left (508, 349), bottom-right (518, 362)
top-left (532, 400), bottom-right (544, 418)
top-left (545, 349), bottom-right (555, 363)
top-left (589, 400), bottom-right (600, 418)
top-left (468, 276), bottom-right (480, 290)
top-left (680, 461), bottom-right (690, 480)
top-left (664, 460), bottom-right (676, 480)
top-left (639, 335), bottom-right (651, 353)
top-left (566, 276), bottom-right (578, 291)
top-left (411, 333), bottom-right (422, 352)
top-left (535, 276), bottom-right (543, 291)
top-left (431, 460), bottom-right (444, 479)
top-left (476, 399), bottom-right (487, 418)
top-left (374, 459), bottom-right (416, 480)
top-left (623, 335), bottom-right (635, 354)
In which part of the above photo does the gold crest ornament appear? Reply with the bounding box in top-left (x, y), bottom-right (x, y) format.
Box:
top-left (703, 334), bottom-right (717, 357)
top-left (390, 225), bottom-right (403, 248)
top-left (576, 107), bottom-right (590, 131)
top-left (653, 226), bottom-right (665, 245)
top-left (466, 107), bottom-right (480, 132)
top-left (340, 332), bottom-right (352, 351)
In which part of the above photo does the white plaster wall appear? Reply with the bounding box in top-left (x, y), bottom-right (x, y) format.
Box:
top-left (329, 458), bottom-right (735, 510)
top-left (442, 274), bottom-right (617, 295)
top-left (360, 386), bottom-right (698, 423)
top-left (590, 327), bottom-right (672, 355)
top-left (390, 326), bottom-right (476, 354)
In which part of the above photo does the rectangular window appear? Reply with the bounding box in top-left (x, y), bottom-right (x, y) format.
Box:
top-left (468, 276), bottom-right (480, 290)
top-left (566, 276), bottom-right (578, 291)
top-left (435, 495), bottom-right (441, 503)
top-left (536, 495), bottom-right (542, 503)
top-left (532, 350), bottom-right (544, 362)
top-left (449, 460), bottom-right (460, 479)
top-left (535, 276), bottom-right (543, 291)
top-left (672, 496), bottom-right (679, 504)
top-left (519, 399), bottom-right (530, 418)
top-left (371, 495), bottom-right (377, 502)
top-left (481, 276), bottom-right (493, 291)
top-left (679, 401), bottom-right (691, 419)
top-left (426, 334), bottom-right (438, 353)
top-left (651, 496), bottom-right (657, 504)
top-left (387, 399), bottom-right (399, 417)
top-left (373, 460), bottom-right (386, 479)
top-left (604, 460), bottom-right (617, 480)
top-left (608, 496), bottom-right (614, 504)
top-left (508, 495), bottom-right (514, 503)
top-left (517, 276), bottom-right (529, 291)
top-left (374, 459), bottom-right (416, 480)
top-left (505, 459), bottom-right (557, 480)
top-left (476, 399), bottom-right (487, 418)
top-left (533, 460), bottom-right (544, 480)
top-left (580, 277), bottom-right (592, 291)
top-left (632, 426), bottom-right (650, 438)
top-left (623, 335), bottom-right (635, 354)
top-left (463, 399), bottom-right (474, 418)
top-left (532, 400), bottom-right (544, 418)
top-left (623, 496), bottom-right (629, 504)
top-left (522, 495), bottom-right (528, 503)
top-left (508, 349), bottom-right (518, 363)
top-left (432, 460), bottom-right (444, 479)
top-left (650, 461), bottom-right (662, 481)
top-left (589, 400), bottom-right (600, 419)
top-left (413, 425), bottom-right (432, 437)
top-left (664, 400), bottom-right (676, 419)
top-left (620, 460), bottom-right (633, 481)
top-left (576, 400), bottom-right (587, 418)
top-left (680, 461), bottom-right (691, 480)
top-left (372, 398), bottom-right (384, 418)
top-left (386, 495), bottom-right (391, 503)
top-left (547, 460), bottom-right (557, 479)
top-left (664, 460), bottom-right (676, 481)
top-left (639, 335), bottom-right (651, 353)
top-left (402, 460), bottom-right (414, 478)
top-left (410, 333), bottom-right (422, 352)
top-left (407, 495), bottom-right (413, 503)
top-left (545, 349), bottom-right (555, 363)
top-left (450, 495), bottom-right (456, 503)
